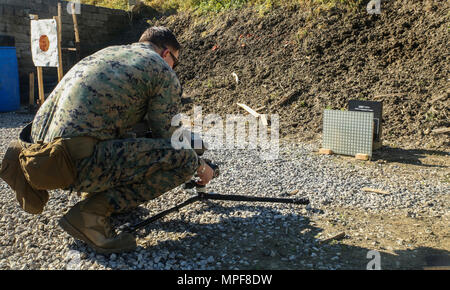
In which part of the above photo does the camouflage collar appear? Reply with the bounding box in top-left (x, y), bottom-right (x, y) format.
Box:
top-left (134, 42), bottom-right (158, 53)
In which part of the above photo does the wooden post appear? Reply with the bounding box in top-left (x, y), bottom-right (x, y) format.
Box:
top-left (54, 15), bottom-right (63, 82)
top-left (30, 14), bottom-right (45, 106)
top-left (58, 2), bottom-right (62, 23)
top-left (56, 3), bottom-right (64, 81)
top-left (71, 2), bottom-right (81, 61)
top-left (29, 72), bottom-right (35, 106)
top-left (36, 67), bottom-right (44, 106)
top-left (54, 14), bottom-right (63, 82)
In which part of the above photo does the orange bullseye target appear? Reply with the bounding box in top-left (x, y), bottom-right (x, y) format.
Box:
top-left (31, 19), bottom-right (59, 67)
top-left (39, 35), bottom-right (50, 52)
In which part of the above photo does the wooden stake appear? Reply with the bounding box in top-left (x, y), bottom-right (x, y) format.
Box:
top-left (57, 3), bottom-right (64, 81)
top-left (237, 103), bottom-right (269, 126)
top-left (58, 2), bottom-right (62, 22)
top-left (362, 187), bottom-right (390, 195)
top-left (54, 15), bottom-right (63, 82)
top-left (319, 232), bottom-right (346, 244)
top-left (36, 67), bottom-right (44, 106)
top-left (254, 105), bottom-right (266, 112)
top-left (29, 72), bottom-right (34, 105)
top-left (71, 2), bottom-right (81, 61)
top-left (432, 127), bottom-right (450, 134)
top-left (30, 14), bottom-right (45, 105)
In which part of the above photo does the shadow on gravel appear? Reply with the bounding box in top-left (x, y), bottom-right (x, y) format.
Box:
top-left (65, 202), bottom-right (450, 270)
top-left (372, 146), bottom-right (449, 168)
top-left (379, 247), bottom-right (450, 270)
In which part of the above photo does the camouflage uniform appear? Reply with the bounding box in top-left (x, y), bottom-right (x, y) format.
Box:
top-left (31, 43), bottom-right (199, 213)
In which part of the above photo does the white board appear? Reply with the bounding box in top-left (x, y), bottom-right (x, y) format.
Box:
top-left (322, 110), bottom-right (374, 157)
top-left (31, 19), bottom-right (59, 67)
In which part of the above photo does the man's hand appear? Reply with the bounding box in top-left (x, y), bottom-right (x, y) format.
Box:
top-left (196, 160), bottom-right (214, 186)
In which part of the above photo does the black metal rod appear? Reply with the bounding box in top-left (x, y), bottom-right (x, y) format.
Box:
top-left (127, 196), bottom-right (200, 233)
top-left (127, 193), bottom-right (310, 233)
top-left (200, 193), bottom-right (310, 205)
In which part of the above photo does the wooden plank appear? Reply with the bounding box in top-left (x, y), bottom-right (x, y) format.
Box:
top-left (432, 127), bottom-right (450, 134)
top-left (275, 90), bottom-right (298, 106)
top-left (362, 187), bottom-right (389, 195)
top-left (355, 153), bottom-right (370, 161)
top-left (29, 72), bottom-right (34, 105)
top-left (319, 232), bottom-right (346, 244)
top-left (254, 105), bottom-right (266, 112)
top-left (237, 103), bottom-right (268, 126)
top-left (319, 148), bottom-right (333, 155)
top-left (237, 103), bottom-right (260, 118)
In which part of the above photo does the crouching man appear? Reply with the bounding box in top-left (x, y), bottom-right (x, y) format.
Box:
top-left (0, 26), bottom-right (213, 254)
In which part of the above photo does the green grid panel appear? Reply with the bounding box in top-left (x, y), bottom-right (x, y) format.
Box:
top-left (322, 110), bottom-right (374, 157)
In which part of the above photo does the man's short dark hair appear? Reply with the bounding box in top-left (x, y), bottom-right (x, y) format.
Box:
top-left (139, 26), bottom-right (181, 51)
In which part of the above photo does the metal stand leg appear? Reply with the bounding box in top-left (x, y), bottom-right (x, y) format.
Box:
top-left (127, 190), bottom-right (309, 233)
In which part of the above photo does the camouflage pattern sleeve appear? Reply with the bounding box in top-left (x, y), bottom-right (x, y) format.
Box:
top-left (29, 43), bottom-right (184, 143)
top-left (146, 69), bottom-right (182, 139)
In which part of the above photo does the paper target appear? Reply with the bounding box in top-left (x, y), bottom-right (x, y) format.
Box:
top-left (31, 19), bottom-right (59, 67)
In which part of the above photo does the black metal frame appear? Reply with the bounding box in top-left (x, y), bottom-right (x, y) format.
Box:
top-left (126, 192), bottom-right (310, 233)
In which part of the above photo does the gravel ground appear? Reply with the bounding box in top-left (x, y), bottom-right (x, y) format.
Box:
top-left (0, 112), bottom-right (448, 270)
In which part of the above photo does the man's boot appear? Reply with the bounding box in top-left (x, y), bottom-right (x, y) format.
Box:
top-left (78, 192), bottom-right (133, 216)
top-left (59, 193), bottom-right (136, 254)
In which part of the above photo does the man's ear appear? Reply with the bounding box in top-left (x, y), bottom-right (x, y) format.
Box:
top-left (161, 48), bottom-right (169, 58)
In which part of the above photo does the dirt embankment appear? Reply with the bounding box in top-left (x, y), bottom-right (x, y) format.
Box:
top-left (150, 0), bottom-right (449, 151)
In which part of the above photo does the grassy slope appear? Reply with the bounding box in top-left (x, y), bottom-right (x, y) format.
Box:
top-left (76, 0), bottom-right (365, 13)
